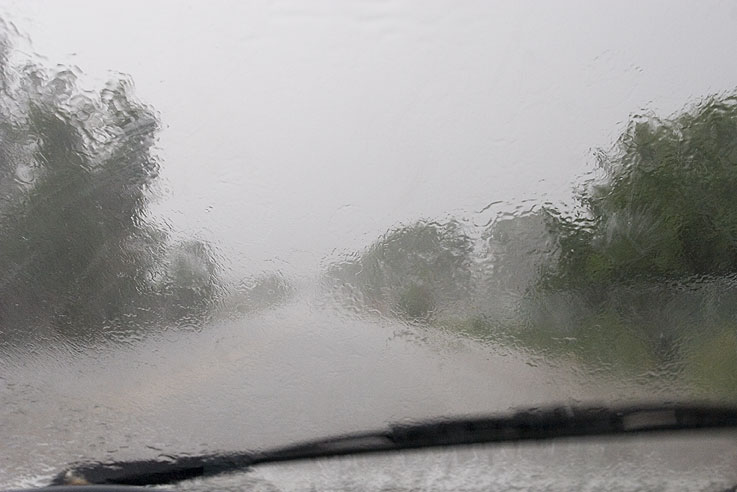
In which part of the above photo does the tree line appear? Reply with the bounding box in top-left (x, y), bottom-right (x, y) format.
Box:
top-left (325, 91), bottom-right (737, 389)
top-left (4, 21), bottom-right (737, 377)
top-left (0, 33), bottom-right (221, 341)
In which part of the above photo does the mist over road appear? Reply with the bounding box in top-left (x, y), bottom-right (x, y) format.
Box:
top-left (1, 295), bottom-right (668, 489)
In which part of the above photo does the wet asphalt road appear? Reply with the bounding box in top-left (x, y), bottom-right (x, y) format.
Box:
top-left (0, 299), bottom-right (686, 489)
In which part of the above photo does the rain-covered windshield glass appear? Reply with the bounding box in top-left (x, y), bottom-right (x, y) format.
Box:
top-left (2, 1), bottom-right (737, 490)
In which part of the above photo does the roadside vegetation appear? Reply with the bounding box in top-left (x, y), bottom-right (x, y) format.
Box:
top-left (1, 23), bottom-right (734, 398)
top-left (325, 92), bottom-right (737, 399)
top-left (0, 29), bottom-right (288, 345)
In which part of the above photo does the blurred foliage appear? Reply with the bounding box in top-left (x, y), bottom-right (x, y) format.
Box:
top-left (0, 34), bottom-right (221, 340)
top-left (225, 271), bottom-right (295, 315)
top-left (482, 211), bottom-right (556, 293)
top-left (467, 92), bottom-right (737, 397)
top-left (324, 220), bottom-right (474, 322)
top-left (681, 329), bottom-right (737, 397)
top-left (474, 210), bottom-right (558, 320)
top-left (544, 92), bottom-right (737, 290)
top-left (1, 20), bottom-right (734, 398)
top-left (158, 239), bottom-right (223, 325)
top-left (514, 92), bottom-right (737, 380)
top-left (333, 92), bottom-right (737, 399)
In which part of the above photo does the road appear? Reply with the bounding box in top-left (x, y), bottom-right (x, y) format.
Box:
top-left (0, 297), bottom-right (696, 489)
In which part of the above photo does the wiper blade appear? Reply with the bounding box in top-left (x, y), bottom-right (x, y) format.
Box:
top-left (51, 403), bottom-right (737, 487)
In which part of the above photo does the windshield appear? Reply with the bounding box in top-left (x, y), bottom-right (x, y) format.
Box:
top-left (1, 1), bottom-right (737, 490)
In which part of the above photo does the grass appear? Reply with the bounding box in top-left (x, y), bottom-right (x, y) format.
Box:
top-left (438, 310), bottom-right (737, 401)
top-left (681, 329), bottom-right (737, 398)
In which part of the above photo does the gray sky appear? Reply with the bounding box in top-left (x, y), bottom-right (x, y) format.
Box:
top-left (2, 0), bottom-right (737, 276)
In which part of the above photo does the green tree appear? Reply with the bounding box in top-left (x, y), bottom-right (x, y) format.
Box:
top-left (483, 210), bottom-right (557, 294)
top-left (0, 32), bottom-right (221, 340)
top-left (546, 92), bottom-right (737, 290)
top-left (529, 92), bottom-right (737, 362)
top-left (158, 239), bottom-right (223, 324)
top-left (325, 220), bottom-right (474, 321)
top-left (227, 271), bottom-right (295, 315)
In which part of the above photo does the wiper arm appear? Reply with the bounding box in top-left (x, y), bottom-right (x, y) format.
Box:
top-left (51, 403), bottom-right (737, 487)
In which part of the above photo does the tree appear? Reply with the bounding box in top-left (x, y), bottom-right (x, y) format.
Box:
top-left (0, 32), bottom-right (221, 340)
top-left (226, 271), bottom-right (295, 315)
top-left (158, 239), bottom-right (224, 324)
top-left (545, 92), bottom-right (737, 291)
top-left (324, 220), bottom-right (474, 321)
top-left (528, 92), bottom-right (737, 359)
top-left (483, 210), bottom-right (557, 294)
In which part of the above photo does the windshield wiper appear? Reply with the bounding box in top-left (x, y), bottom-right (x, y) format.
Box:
top-left (51, 403), bottom-right (737, 487)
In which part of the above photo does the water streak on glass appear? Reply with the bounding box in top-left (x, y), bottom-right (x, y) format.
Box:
top-left (1, 2), bottom-right (737, 490)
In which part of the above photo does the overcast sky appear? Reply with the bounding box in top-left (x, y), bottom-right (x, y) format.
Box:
top-left (1, 0), bottom-right (736, 277)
